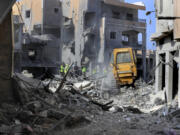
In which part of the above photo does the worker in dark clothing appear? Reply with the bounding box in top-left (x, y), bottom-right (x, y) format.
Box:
top-left (73, 62), bottom-right (79, 78)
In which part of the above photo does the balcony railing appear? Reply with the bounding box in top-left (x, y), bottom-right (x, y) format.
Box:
top-left (138, 19), bottom-right (146, 23)
top-left (108, 17), bottom-right (146, 24)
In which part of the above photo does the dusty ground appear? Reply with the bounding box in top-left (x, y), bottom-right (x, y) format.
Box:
top-left (1, 74), bottom-right (180, 135)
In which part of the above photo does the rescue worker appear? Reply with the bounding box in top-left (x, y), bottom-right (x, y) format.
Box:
top-left (64, 64), bottom-right (69, 74)
top-left (92, 69), bottom-right (96, 74)
top-left (82, 66), bottom-right (87, 78)
top-left (60, 64), bottom-right (64, 76)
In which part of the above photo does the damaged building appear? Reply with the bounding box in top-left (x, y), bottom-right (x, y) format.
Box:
top-left (12, 0), bottom-right (62, 77)
top-left (151, 0), bottom-right (180, 106)
top-left (61, 0), bottom-right (147, 79)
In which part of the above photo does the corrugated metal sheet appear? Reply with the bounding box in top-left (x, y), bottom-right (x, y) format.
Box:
top-left (103, 0), bottom-right (146, 10)
top-left (0, 0), bottom-right (16, 24)
top-left (174, 0), bottom-right (180, 40)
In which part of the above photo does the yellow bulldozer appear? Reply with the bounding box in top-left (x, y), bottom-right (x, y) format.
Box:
top-left (110, 48), bottom-right (137, 86)
top-left (101, 48), bottom-right (137, 98)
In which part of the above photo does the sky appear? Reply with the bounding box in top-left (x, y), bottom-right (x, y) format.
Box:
top-left (126, 0), bottom-right (156, 50)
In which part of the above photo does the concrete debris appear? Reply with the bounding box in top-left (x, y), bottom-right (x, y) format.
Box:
top-left (150, 90), bottom-right (166, 105)
top-left (73, 81), bottom-right (94, 91)
top-left (109, 106), bottom-right (123, 113)
top-left (0, 72), bottom-right (178, 135)
top-left (43, 79), bottom-right (60, 93)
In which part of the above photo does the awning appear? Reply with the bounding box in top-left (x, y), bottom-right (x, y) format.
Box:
top-left (103, 0), bottom-right (146, 10)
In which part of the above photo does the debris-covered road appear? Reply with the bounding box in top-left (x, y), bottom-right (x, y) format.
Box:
top-left (0, 73), bottom-right (179, 135)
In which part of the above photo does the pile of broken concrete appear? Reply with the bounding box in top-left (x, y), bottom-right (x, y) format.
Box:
top-left (0, 73), bottom-right (179, 135)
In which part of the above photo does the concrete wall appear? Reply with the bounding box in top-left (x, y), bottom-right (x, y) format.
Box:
top-left (0, 11), bottom-right (14, 102)
top-left (155, 0), bottom-right (174, 33)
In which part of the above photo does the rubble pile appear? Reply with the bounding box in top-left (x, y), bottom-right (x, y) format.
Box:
top-left (0, 73), bottom-right (114, 134)
top-left (0, 73), bottom-right (180, 135)
top-left (111, 83), bottom-right (156, 111)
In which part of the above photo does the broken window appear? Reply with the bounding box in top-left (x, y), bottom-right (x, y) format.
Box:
top-left (126, 13), bottom-right (133, 21)
top-left (112, 11), bottom-right (120, 19)
top-left (84, 12), bottom-right (95, 28)
top-left (122, 34), bottom-right (129, 42)
top-left (54, 8), bottom-right (59, 13)
top-left (159, 38), bottom-right (164, 45)
top-left (25, 10), bottom-right (31, 18)
top-left (171, 51), bottom-right (179, 99)
top-left (173, 59), bottom-right (178, 99)
top-left (110, 32), bottom-right (116, 39)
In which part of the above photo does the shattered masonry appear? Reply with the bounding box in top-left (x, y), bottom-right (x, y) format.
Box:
top-left (151, 0), bottom-right (180, 106)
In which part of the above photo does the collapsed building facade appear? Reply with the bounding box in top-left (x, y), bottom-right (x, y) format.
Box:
top-left (151, 0), bottom-right (180, 106)
top-left (13, 0), bottom-right (62, 76)
top-left (61, 0), bottom-right (147, 79)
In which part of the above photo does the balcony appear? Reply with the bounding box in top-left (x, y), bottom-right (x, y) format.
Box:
top-left (106, 17), bottom-right (146, 28)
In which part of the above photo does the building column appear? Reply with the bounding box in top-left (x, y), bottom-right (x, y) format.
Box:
top-left (98, 17), bottom-right (106, 64)
top-left (142, 31), bottom-right (146, 81)
top-left (165, 52), bottom-right (173, 103)
top-left (75, 14), bottom-right (83, 66)
top-left (147, 56), bottom-right (150, 80)
top-left (155, 53), bottom-right (162, 92)
top-left (119, 31), bottom-right (122, 47)
top-left (177, 50), bottom-right (180, 108)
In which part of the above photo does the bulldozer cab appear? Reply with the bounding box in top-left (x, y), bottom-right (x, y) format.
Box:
top-left (110, 48), bottom-right (137, 85)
